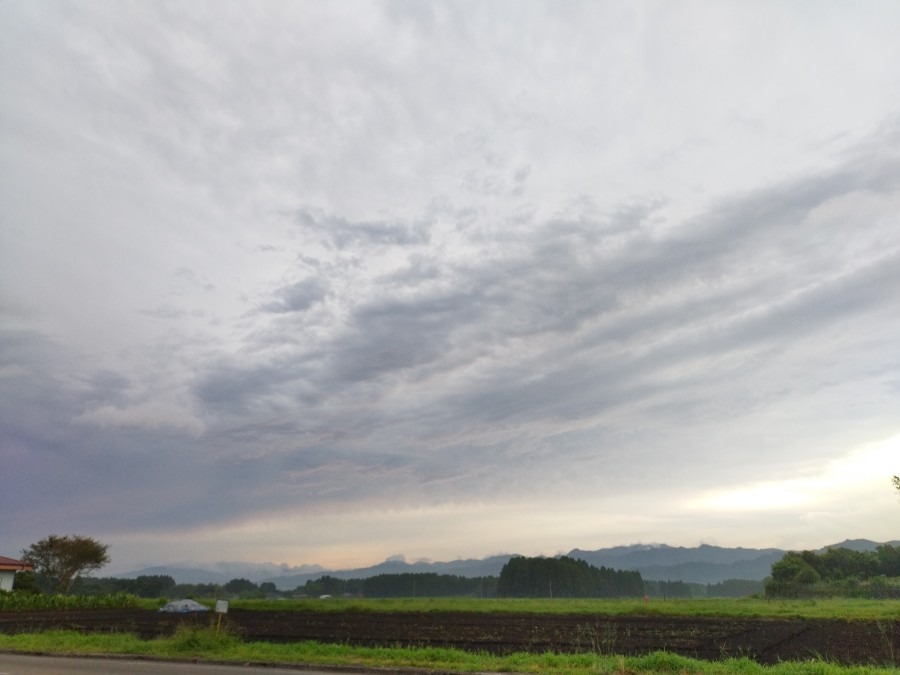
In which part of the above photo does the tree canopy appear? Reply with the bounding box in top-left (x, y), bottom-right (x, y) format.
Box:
top-left (21, 535), bottom-right (110, 594)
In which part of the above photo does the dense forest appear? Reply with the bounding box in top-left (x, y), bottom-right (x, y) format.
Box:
top-left (496, 556), bottom-right (644, 598)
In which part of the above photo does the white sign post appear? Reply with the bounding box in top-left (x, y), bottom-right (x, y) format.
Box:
top-left (215, 600), bottom-right (228, 636)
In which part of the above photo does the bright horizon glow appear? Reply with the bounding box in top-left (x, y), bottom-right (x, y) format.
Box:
top-left (688, 433), bottom-right (900, 514)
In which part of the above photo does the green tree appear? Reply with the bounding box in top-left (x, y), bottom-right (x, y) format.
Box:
top-left (893, 475), bottom-right (899, 493)
top-left (224, 578), bottom-right (258, 594)
top-left (130, 575), bottom-right (176, 598)
top-left (11, 570), bottom-right (41, 595)
top-left (770, 551), bottom-right (821, 585)
top-left (21, 535), bottom-right (110, 594)
top-left (818, 547), bottom-right (878, 581)
top-left (876, 544), bottom-right (900, 576)
top-left (169, 582), bottom-right (223, 598)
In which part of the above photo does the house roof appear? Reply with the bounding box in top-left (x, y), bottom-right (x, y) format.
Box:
top-left (0, 556), bottom-right (34, 572)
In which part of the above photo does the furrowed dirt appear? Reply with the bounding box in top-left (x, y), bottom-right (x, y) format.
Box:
top-left (1, 609), bottom-right (896, 666)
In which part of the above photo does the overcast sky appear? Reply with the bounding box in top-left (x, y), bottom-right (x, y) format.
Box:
top-left (2, 1), bottom-right (899, 575)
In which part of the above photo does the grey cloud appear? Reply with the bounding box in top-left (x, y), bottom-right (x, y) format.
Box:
top-left (195, 359), bottom-right (311, 415)
top-left (131, 135), bottom-right (900, 533)
top-left (400, 157), bottom-right (889, 421)
top-left (196, 139), bottom-right (900, 458)
top-left (79, 370), bottom-right (133, 408)
top-left (327, 290), bottom-right (487, 383)
top-left (296, 208), bottom-right (431, 250)
top-left (379, 255), bottom-right (445, 287)
top-left (262, 278), bottom-right (328, 313)
top-left (0, 332), bottom-right (211, 536)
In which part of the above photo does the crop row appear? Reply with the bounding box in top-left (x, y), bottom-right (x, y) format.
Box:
top-left (0, 591), bottom-right (139, 611)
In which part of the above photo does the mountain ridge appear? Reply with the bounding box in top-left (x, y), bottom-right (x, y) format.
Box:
top-left (117, 539), bottom-right (897, 589)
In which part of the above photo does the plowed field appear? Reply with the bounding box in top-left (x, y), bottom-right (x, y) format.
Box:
top-left (1, 609), bottom-right (896, 666)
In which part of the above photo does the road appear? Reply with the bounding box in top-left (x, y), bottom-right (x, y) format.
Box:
top-left (0, 653), bottom-right (343, 674)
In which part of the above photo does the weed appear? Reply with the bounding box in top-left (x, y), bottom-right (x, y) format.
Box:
top-left (575, 621), bottom-right (617, 654)
top-left (874, 620), bottom-right (897, 666)
top-left (166, 623), bottom-right (240, 653)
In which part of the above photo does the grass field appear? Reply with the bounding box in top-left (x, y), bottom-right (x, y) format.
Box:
top-left (0, 627), bottom-right (897, 675)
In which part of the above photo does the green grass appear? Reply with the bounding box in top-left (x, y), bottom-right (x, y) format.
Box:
top-left (222, 595), bottom-right (900, 620)
top-left (0, 628), bottom-right (894, 674)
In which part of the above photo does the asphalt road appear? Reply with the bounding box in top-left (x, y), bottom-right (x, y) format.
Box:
top-left (0, 653), bottom-right (342, 674)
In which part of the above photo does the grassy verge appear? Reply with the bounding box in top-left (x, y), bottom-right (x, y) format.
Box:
top-left (222, 596), bottom-right (900, 620)
top-left (0, 628), bottom-right (895, 675)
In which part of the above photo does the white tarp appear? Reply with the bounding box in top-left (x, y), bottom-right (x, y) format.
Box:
top-left (158, 598), bottom-right (210, 612)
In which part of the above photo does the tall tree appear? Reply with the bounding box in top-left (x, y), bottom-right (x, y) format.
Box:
top-left (21, 535), bottom-right (110, 594)
top-left (893, 475), bottom-right (899, 493)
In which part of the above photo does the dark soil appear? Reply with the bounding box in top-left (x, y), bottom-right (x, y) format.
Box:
top-left (1, 609), bottom-right (896, 666)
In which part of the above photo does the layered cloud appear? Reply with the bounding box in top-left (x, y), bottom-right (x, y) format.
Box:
top-left (2, 1), bottom-right (899, 569)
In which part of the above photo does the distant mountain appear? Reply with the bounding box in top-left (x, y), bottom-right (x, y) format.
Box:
top-left (567, 539), bottom-right (900, 584)
top-left (820, 539), bottom-right (899, 552)
top-left (262, 555), bottom-right (516, 590)
top-left (119, 561), bottom-right (324, 585)
top-left (567, 544), bottom-right (785, 583)
top-left (117, 566), bottom-right (229, 584)
top-left (610, 552), bottom-right (785, 583)
top-left (120, 557), bottom-right (512, 589)
top-left (117, 540), bottom-right (898, 589)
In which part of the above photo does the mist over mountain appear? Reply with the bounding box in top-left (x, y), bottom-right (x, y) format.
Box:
top-left (119, 540), bottom-right (896, 589)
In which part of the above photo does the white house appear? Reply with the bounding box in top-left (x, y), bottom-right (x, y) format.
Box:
top-left (0, 556), bottom-right (34, 592)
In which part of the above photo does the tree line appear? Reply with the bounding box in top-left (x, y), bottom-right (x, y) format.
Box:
top-left (643, 578), bottom-right (764, 598)
top-left (766, 544), bottom-right (900, 598)
top-left (302, 572), bottom-right (498, 598)
top-left (23, 563), bottom-right (645, 600)
top-left (66, 575), bottom-right (280, 599)
top-left (14, 572), bottom-right (499, 599)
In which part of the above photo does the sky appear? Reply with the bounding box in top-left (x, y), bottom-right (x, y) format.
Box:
top-left (2, 1), bottom-right (899, 576)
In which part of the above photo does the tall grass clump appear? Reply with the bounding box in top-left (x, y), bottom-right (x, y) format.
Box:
top-left (166, 624), bottom-right (241, 653)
